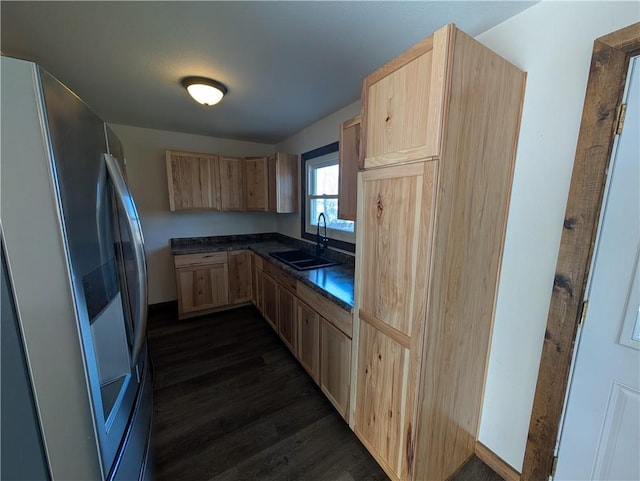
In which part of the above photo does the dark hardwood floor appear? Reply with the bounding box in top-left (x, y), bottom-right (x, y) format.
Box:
top-left (147, 304), bottom-right (504, 481)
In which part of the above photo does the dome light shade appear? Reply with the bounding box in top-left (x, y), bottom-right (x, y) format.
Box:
top-left (181, 77), bottom-right (228, 106)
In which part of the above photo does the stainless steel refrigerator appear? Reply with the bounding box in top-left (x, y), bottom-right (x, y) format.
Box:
top-left (1, 56), bottom-right (153, 480)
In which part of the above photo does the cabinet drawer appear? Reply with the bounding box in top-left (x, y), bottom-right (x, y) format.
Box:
top-left (296, 282), bottom-right (352, 338)
top-left (264, 260), bottom-right (297, 293)
top-left (254, 254), bottom-right (264, 270)
top-left (174, 251), bottom-right (228, 268)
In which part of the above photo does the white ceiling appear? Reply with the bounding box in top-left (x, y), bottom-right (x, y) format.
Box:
top-left (1, 1), bottom-right (536, 144)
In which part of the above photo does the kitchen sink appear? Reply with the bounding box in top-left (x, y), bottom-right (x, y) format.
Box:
top-left (269, 250), bottom-right (339, 271)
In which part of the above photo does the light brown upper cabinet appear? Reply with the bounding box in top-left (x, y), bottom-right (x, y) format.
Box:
top-left (338, 115), bottom-right (360, 221)
top-left (268, 152), bottom-right (298, 213)
top-left (244, 156), bottom-right (269, 212)
top-left (353, 24), bottom-right (526, 481)
top-left (166, 150), bottom-right (298, 214)
top-left (361, 25), bottom-right (447, 169)
top-left (219, 156), bottom-right (245, 211)
top-left (166, 150), bottom-right (221, 211)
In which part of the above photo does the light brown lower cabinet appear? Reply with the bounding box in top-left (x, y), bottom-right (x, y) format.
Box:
top-left (254, 255), bottom-right (264, 312)
top-left (320, 317), bottom-right (351, 419)
top-left (297, 301), bottom-right (320, 383)
top-left (228, 250), bottom-right (252, 304)
top-left (262, 273), bottom-right (278, 331)
top-left (174, 252), bottom-right (230, 319)
top-left (173, 251), bottom-right (354, 423)
top-left (259, 260), bottom-right (353, 422)
top-left (174, 250), bottom-right (256, 319)
top-left (277, 287), bottom-right (297, 354)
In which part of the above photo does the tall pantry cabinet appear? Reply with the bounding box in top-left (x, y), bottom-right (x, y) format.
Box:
top-left (352, 24), bottom-right (526, 481)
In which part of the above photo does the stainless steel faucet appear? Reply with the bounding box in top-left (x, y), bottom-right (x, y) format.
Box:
top-left (316, 212), bottom-right (328, 257)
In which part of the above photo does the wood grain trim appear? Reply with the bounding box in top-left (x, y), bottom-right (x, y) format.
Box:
top-left (354, 426), bottom-right (403, 481)
top-left (263, 259), bottom-right (297, 294)
top-left (361, 161), bottom-right (426, 181)
top-left (342, 114), bottom-right (361, 130)
top-left (359, 83), bottom-right (368, 171)
top-left (475, 442), bottom-right (520, 481)
top-left (425, 23), bottom-right (452, 157)
top-left (364, 35), bottom-right (434, 88)
top-left (599, 21), bottom-right (640, 51)
top-left (296, 281), bottom-right (353, 338)
top-left (364, 147), bottom-right (437, 169)
top-left (177, 301), bottom-right (250, 320)
top-left (414, 27), bottom-right (526, 481)
top-left (358, 309), bottom-right (411, 349)
top-left (522, 22), bottom-right (640, 481)
top-left (174, 251), bottom-right (228, 267)
top-left (166, 151), bottom-right (176, 211)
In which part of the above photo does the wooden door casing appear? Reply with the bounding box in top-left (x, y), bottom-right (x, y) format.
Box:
top-left (522, 22), bottom-right (640, 480)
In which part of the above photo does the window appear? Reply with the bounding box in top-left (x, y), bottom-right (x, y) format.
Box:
top-left (301, 142), bottom-right (355, 252)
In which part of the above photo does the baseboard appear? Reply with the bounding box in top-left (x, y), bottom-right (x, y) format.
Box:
top-left (475, 441), bottom-right (520, 481)
top-left (147, 300), bottom-right (178, 318)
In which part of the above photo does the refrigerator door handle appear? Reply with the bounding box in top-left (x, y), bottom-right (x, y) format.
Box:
top-left (104, 153), bottom-right (148, 366)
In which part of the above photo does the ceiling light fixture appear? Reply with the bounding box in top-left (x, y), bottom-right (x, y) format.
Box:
top-left (181, 76), bottom-right (228, 106)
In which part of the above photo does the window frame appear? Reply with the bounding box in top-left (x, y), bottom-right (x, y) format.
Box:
top-left (300, 142), bottom-right (355, 253)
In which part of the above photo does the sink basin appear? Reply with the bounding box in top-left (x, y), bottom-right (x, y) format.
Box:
top-left (269, 250), bottom-right (339, 271)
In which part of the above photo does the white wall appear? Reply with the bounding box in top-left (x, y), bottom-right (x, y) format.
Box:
top-left (475, 0), bottom-right (639, 470)
top-left (109, 124), bottom-right (276, 304)
top-left (275, 100), bottom-right (361, 242)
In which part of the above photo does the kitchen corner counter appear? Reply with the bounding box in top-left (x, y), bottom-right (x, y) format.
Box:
top-left (170, 234), bottom-right (355, 311)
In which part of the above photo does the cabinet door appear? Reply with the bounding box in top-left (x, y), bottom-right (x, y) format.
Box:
top-left (228, 250), bottom-right (252, 304)
top-left (244, 157), bottom-right (269, 212)
top-left (338, 115), bottom-right (360, 221)
top-left (255, 266), bottom-right (264, 314)
top-left (297, 301), bottom-right (320, 383)
top-left (262, 273), bottom-right (278, 331)
top-left (219, 156), bottom-right (245, 211)
top-left (278, 287), bottom-right (297, 354)
top-left (354, 161), bottom-right (437, 480)
top-left (166, 150), bottom-right (221, 211)
top-left (250, 252), bottom-right (257, 305)
top-left (176, 263), bottom-right (229, 315)
top-left (268, 153), bottom-right (298, 213)
top-left (267, 156), bottom-right (277, 212)
top-left (320, 317), bottom-right (351, 421)
top-left (362, 26), bottom-right (449, 169)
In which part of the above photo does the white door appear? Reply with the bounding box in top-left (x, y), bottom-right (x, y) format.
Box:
top-left (554, 56), bottom-right (640, 481)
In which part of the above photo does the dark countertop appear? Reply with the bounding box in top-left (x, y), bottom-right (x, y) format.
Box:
top-left (170, 234), bottom-right (355, 310)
